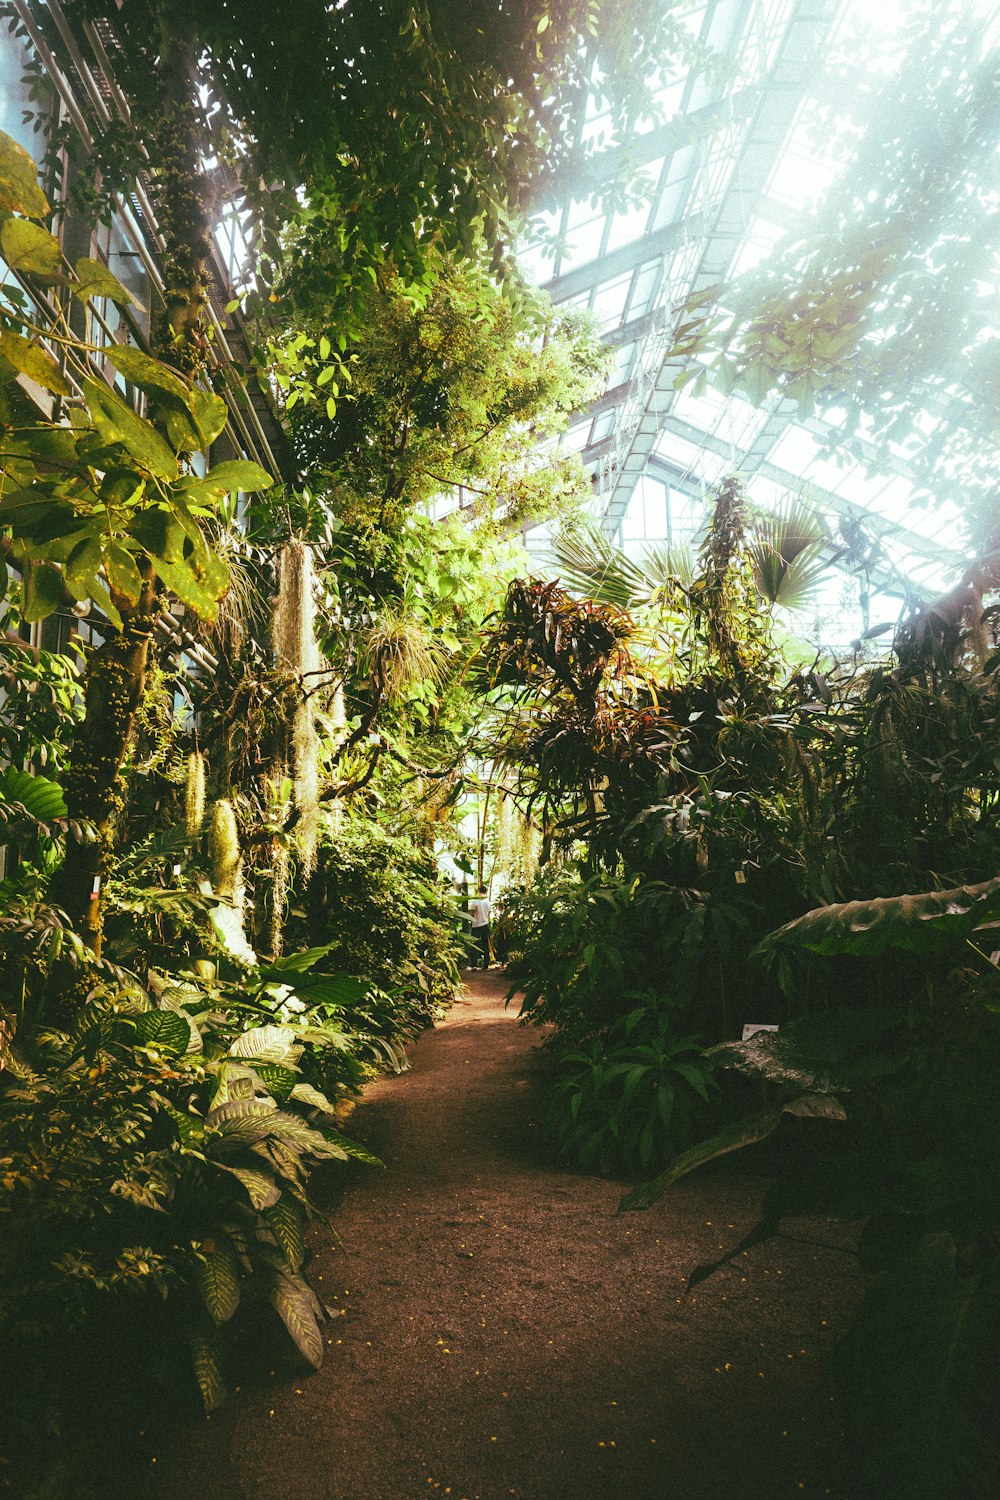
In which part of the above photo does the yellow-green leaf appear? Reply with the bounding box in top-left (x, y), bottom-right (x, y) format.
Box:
top-left (72, 256), bottom-right (141, 308)
top-left (87, 574), bottom-right (123, 629)
top-left (191, 389), bottom-right (228, 448)
top-left (190, 1329), bottom-right (226, 1414)
top-left (22, 562), bottom-right (63, 622)
top-left (187, 459), bottom-right (272, 499)
top-left (82, 377), bottom-right (178, 480)
top-left (102, 344), bottom-right (191, 406)
top-left (0, 217), bottom-right (63, 279)
top-left (0, 331), bottom-right (71, 397)
top-left (106, 542), bottom-right (143, 605)
top-left (63, 534), bottom-right (103, 600)
top-left (0, 130), bottom-right (49, 217)
top-left (152, 547), bottom-right (229, 622)
top-left (196, 1244), bottom-right (241, 1324)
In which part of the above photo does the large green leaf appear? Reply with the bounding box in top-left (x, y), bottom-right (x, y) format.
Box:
top-left (301, 975), bottom-right (371, 1006)
top-left (229, 1024), bottom-right (298, 1063)
top-left (0, 130), bottom-right (49, 217)
top-left (289, 1081), bottom-right (336, 1114)
top-left (192, 389), bottom-right (228, 447)
top-left (186, 459), bottom-right (273, 500)
top-left (260, 944), bottom-right (335, 975)
top-left (0, 331), bottom-right (71, 397)
top-left (82, 377), bottom-right (178, 480)
top-left (206, 1098), bottom-right (278, 1144)
top-left (831, 1235), bottom-right (1000, 1499)
top-left (132, 1008), bottom-right (192, 1057)
top-left (150, 544), bottom-right (229, 620)
top-left (190, 1327), bottom-right (227, 1415)
top-left (218, 1163), bottom-right (281, 1210)
top-left (267, 1110), bottom-right (346, 1157)
top-left (753, 877), bottom-right (1000, 960)
top-left (263, 1198), bottom-right (305, 1271)
top-left (252, 1062), bottom-right (298, 1102)
top-left (315, 1125), bottom-right (384, 1168)
top-left (707, 1007), bottom-right (902, 1093)
top-left (105, 542), bottom-right (144, 605)
top-left (196, 1241), bottom-right (241, 1324)
top-left (22, 561), bottom-right (64, 621)
top-left (63, 531), bottom-right (104, 601)
top-left (271, 1273), bottom-right (324, 1368)
top-left (102, 344), bottom-right (191, 406)
top-left (0, 217), bottom-right (63, 279)
top-left (618, 1093), bottom-right (845, 1212)
top-left (72, 256), bottom-right (140, 308)
top-left (0, 767), bottom-right (67, 820)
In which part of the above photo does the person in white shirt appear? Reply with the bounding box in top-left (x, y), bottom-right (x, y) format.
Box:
top-left (469, 886), bottom-right (492, 969)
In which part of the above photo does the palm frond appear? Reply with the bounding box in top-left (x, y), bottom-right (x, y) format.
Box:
top-left (550, 520), bottom-right (692, 611)
top-left (749, 497), bottom-right (831, 610)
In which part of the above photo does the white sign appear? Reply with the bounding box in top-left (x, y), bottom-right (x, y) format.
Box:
top-left (742, 1023), bottom-right (779, 1041)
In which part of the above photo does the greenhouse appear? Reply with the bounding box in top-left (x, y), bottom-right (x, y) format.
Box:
top-left (0, 1), bottom-right (998, 1496)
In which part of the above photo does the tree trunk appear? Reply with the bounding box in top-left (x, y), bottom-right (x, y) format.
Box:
top-left (48, 1), bottom-right (212, 968)
top-left (50, 567), bottom-right (158, 956)
top-left (151, 0), bottom-right (214, 370)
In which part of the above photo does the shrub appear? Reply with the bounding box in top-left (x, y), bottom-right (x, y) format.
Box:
top-left (294, 819), bottom-right (464, 1021)
top-left (506, 865), bottom-right (745, 1040)
top-left (545, 1002), bottom-right (717, 1174)
top-left (0, 958), bottom-right (381, 1426)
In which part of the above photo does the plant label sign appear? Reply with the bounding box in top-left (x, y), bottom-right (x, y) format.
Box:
top-left (742, 1023), bottom-right (779, 1041)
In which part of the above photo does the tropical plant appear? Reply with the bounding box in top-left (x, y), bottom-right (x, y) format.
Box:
top-left (291, 816), bottom-right (464, 1023)
top-left (545, 1003), bottom-right (717, 1175)
top-left (0, 128), bottom-right (274, 955)
top-left (509, 867), bottom-right (720, 1037)
top-left (618, 881), bottom-right (1000, 1499)
top-left (0, 951), bottom-right (382, 1425)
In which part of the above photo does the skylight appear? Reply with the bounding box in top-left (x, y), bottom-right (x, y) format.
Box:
top-left (517, 0), bottom-right (995, 637)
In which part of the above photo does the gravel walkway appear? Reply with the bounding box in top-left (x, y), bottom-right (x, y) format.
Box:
top-left (158, 970), bottom-right (866, 1500)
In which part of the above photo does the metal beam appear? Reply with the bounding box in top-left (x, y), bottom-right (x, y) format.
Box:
top-left (544, 215), bottom-right (702, 304)
top-left (651, 416), bottom-right (967, 573)
top-left (594, 0), bottom-right (845, 530)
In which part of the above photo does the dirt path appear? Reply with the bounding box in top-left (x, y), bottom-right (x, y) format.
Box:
top-left (159, 971), bottom-right (866, 1500)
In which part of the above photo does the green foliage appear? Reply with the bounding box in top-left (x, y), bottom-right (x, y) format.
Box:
top-left (508, 867), bottom-right (715, 1037)
top-left (545, 1004), bottom-right (716, 1175)
top-left (0, 633), bottom-right (83, 772)
top-left (0, 128), bottom-right (272, 628)
top-left (280, 257), bottom-right (607, 491)
top-left (294, 818), bottom-right (463, 1024)
top-left (0, 963), bottom-right (380, 1420)
top-left (754, 876), bottom-right (1000, 962)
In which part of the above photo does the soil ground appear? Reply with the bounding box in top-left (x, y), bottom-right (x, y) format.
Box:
top-left (146, 969), bottom-right (869, 1500)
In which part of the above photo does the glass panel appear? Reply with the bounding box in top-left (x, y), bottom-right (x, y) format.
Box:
top-left (0, 32), bottom-right (40, 157)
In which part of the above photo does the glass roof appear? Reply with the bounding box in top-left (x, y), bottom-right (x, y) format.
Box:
top-left (518, 0), bottom-right (999, 625)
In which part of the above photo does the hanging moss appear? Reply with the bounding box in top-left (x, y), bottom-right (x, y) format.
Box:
top-left (208, 798), bottom-right (241, 899)
top-left (494, 786), bottom-right (513, 873)
top-left (185, 750), bottom-right (206, 839)
top-left (273, 540), bottom-right (322, 877)
top-left (520, 814), bottom-right (541, 882)
top-left (269, 839), bottom-right (290, 958)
